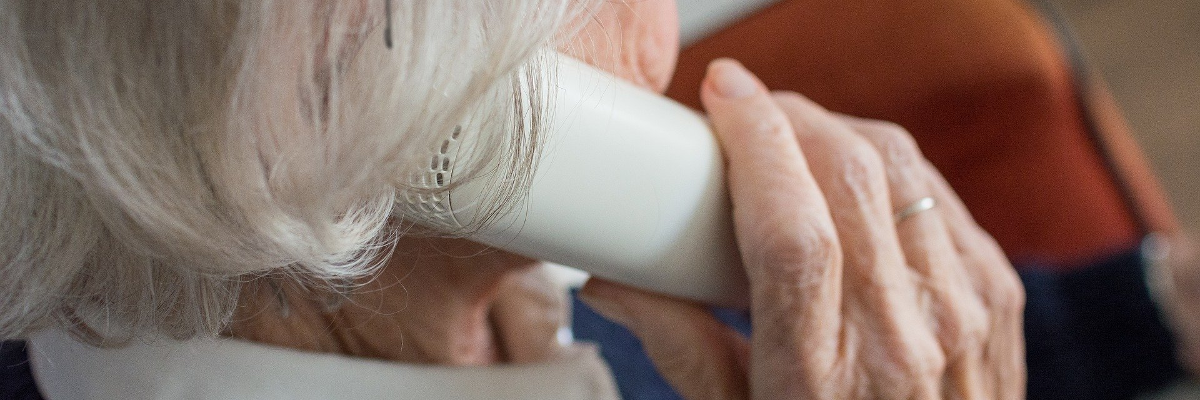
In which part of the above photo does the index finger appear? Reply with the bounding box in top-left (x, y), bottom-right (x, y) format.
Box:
top-left (700, 59), bottom-right (844, 390)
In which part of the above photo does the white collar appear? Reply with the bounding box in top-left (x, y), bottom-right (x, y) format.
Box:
top-left (28, 330), bottom-right (619, 400)
top-left (24, 4), bottom-right (784, 396)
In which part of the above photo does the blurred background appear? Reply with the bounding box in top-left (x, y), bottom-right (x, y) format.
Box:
top-left (1052, 0), bottom-right (1200, 398)
top-left (1054, 0), bottom-right (1199, 234)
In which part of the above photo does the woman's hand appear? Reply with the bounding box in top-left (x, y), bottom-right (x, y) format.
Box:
top-left (579, 59), bottom-right (1026, 399)
top-left (229, 237), bottom-right (568, 365)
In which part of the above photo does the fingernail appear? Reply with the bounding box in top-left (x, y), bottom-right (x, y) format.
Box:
top-left (708, 59), bottom-right (759, 98)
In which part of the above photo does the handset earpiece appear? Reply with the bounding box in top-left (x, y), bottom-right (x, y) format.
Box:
top-left (405, 54), bottom-right (748, 307)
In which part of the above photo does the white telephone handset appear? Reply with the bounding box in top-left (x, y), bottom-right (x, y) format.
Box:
top-left (406, 55), bottom-right (748, 307)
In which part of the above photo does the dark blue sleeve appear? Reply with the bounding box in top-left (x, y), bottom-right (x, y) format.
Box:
top-left (1, 341), bottom-right (44, 400)
top-left (571, 245), bottom-right (1183, 400)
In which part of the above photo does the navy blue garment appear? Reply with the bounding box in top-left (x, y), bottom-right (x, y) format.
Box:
top-left (572, 246), bottom-right (1183, 400)
top-left (0, 341), bottom-right (43, 400)
top-left (1022, 249), bottom-right (1183, 400)
top-left (569, 293), bottom-right (751, 400)
top-left (0, 246), bottom-right (1183, 399)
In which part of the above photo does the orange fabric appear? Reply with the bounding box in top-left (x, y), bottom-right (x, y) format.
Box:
top-left (1084, 77), bottom-right (1182, 236)
top-left (666, 0), bottom-right (1178, 269)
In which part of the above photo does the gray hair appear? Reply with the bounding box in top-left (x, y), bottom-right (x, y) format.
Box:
top-left (0, 0), bottom-right (581, 345)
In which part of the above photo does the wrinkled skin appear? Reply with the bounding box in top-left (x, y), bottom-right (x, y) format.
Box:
top-left (231, 1), bottom-right (1028, 398)
top-left (230, 238), bottom-right (565, 365)
top-left (579, 60), bottom-right (1026, 399)
top-left (230, 0), bottom-right (681, 366)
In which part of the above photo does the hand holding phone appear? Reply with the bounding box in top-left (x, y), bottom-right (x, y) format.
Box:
top-left (403, 55), bottom-right (748, 307)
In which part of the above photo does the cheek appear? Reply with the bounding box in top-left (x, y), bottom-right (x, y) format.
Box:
top-left (560, 0), bottom-right (680, 93)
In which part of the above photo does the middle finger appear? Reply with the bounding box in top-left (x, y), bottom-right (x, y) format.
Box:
top-left (771, 92), bottom-right (944, 399)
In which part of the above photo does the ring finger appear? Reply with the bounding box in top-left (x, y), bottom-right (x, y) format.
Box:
top-left (773, 93), bottom-right (988, 398)
top-left (839, 115), bottom-right (991, 400)
top-left (922, 161), bottom-right (1027, 398)
top-left (770, 92), bottom-right (944, 398)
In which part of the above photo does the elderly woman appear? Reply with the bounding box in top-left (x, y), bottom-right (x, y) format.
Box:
top-left (1, 1), bottom-right (1025, 398)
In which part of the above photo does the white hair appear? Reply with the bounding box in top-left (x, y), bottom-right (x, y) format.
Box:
top-left (0, 0), bottom-right (584, 345)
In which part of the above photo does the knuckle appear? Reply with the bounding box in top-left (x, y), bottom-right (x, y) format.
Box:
top-left (901, 339), bottom-right (948, 382)
top-left (971, 262), bottom-right (1025, 318)
top-left (832, 138), bottom-right (888, 194)
top-left (744, 114), bottom-right (793, 140)
top-left (973, 227), bottom-right (1006, 253)
top-left (950, 299), bottom-right (992, 353)
top-left (842, 137), bottom-right (886, 172)
top-left (917, 350), bottom-right (948, 379)
top-left (961, 229), bottom-right (1027, 317)
top-left (750, 219), bottom-right (842, 284)
top-left (858, 121), bottom-right (924, 167)
top-left (995, 268), bottom-right (1027, 316)
top-left (961, 227), bottom-right (1007, 265)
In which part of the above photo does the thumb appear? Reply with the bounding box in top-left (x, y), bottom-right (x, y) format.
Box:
top-left (579, 278), bottom-right (750, 400)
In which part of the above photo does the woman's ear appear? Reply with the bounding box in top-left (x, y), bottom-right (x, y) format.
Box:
top-left (557, 0), bottom-right (680, 93)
